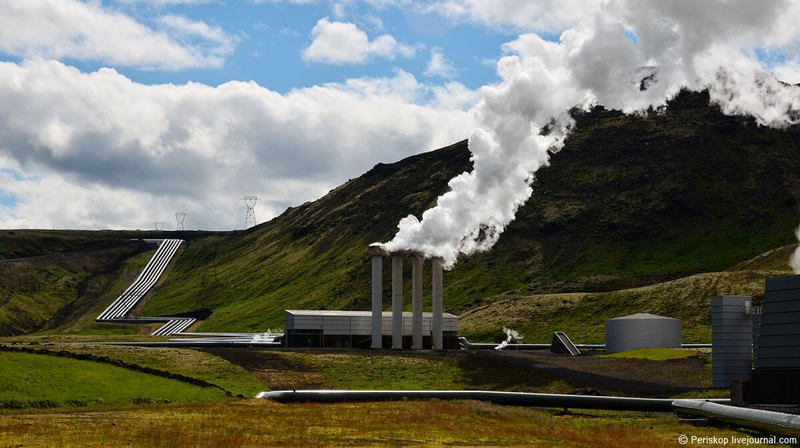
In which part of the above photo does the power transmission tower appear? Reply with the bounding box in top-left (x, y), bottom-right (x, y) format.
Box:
top-left (154, 222), bottom-right (165, 231)
top-left (242, 196), bottom-right (258, 229)
top-left (175, 212), bottom-right (186, 231)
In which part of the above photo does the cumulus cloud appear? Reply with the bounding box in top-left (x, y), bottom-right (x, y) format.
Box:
top-left (424, 47), bottom-right (458, 79)
top-left (427, 0), bottom-right (596, 33)
top-left (0, 60), bottom-right (473, 230)
top-left (383, 0), bottom-right (800, 268)
top-left (0, 0), bottom-right (234, 70)
top-left (302, 18), bottom-right (415, 64)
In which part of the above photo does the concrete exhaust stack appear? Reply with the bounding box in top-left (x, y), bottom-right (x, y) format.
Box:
top-left (368, 245), bottom-right (385, 349)
top-left (412, 256), bottom-right (423, 349)
top-left (392, 256), bottom-right (403, 349)
top-left (368, 244), bottom-right (444, 350)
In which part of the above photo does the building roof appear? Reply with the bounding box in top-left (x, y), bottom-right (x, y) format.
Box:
top-left (286, 309), bottom-right (457, 318)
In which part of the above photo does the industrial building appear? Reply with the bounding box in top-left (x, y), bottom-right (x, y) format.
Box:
top-left (283, 310), bottom-right (458, 348)
top-left (711, 296), bottom-right (753, 388)
top-left (749, 274), bottom-right (800, 404)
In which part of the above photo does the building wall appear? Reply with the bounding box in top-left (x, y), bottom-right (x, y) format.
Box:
top-left (711, 295), bottom-right (753, 388)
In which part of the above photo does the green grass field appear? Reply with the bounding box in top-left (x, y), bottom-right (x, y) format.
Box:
top-left (21, 344), bottom-right (265, 397)
top-left (600, 348), bottom-right (701, 361)
top-left (0, 351), bottom-right (229, 411)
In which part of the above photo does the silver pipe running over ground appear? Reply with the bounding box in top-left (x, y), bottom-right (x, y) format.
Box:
top-left (458, 337), bottom-right (711, 350)
top-left (256, 390), bottom-right (728, 412)
top-left (673, 399), bottom-right (800, 437)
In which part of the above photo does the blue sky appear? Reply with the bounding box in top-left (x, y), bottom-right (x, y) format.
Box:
top-left (53, 1), bottom-right (512, 92)
top-left (1, 0), bottom-right (799, 231)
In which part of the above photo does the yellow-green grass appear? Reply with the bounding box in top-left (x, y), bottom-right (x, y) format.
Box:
top-left (600, 348), bottom-right (700, 361)
top-left (0, 399), bottom-right (773, 447)
top-left (0, 351), bottom-right (228, 411)
top-left (20, 344), bottom-right (265, 398)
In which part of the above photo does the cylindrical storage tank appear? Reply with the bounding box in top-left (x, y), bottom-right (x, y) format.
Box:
top-left (711, 296), bottom-right (753, 388)
top-left (605, 313), bottom-right (681, 354)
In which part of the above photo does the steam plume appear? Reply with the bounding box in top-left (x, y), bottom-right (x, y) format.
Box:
top-left (495, 327), bottom-right (522, 351)
top-left (382, 0), bottom-right (800, 269)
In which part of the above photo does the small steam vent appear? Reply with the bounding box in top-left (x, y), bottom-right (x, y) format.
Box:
top-left (605, 313), bottom-right (682, 354)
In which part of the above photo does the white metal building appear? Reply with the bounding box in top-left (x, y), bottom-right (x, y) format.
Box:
top-left (284, 310), bottom-right (458, 349)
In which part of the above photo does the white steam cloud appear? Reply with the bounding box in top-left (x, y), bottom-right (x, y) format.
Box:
top-left (791, 227), bottom-right (800, 274)
top-left (494, 327), bottom-right (522, 351)
top-left (382, 0), bottom-right (800, 269)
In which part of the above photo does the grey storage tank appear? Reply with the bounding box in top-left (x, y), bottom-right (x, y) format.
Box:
top-left (711, 296), bottom-right (753, 388)
top-left (605, 313), bottom-right (681, 354)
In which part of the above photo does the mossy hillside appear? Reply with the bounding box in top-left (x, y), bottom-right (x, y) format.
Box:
top-left (0, 243), bottom-right (153, 336)
top-left (139, 90), bottom-right (800, 333)
top-left (458, 268), bottom-right (786, 344)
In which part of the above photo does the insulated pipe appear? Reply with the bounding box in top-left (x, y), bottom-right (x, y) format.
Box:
top-left (98, 239), bottom-right (173, 320)
top-left (673, 399), bottom-right (800, 437)
top-left (412, 256), bottom-right (423, 350)
top-left (392, 256), bottom-right (403, 350)
top-left (370, 254), bottom-right (383, 349)
top-left (432, 258), bottom-right (443, 350)
top-left (256, 390), bottom-right (729, 412)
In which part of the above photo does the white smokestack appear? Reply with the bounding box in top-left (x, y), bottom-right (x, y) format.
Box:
top-left (382, 0), bottom-right (800, 268)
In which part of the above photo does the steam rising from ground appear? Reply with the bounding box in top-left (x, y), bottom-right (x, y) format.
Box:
top-left (382, 0), bottom-right (800, 269)
top-left (495, 327), bottom-right (522, 351)
top-left (791, 228), bottom-right (800, 274)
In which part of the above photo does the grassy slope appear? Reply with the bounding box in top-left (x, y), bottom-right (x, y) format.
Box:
top-left (23, 344), bottom-right (264, 397)
top-left (0, 351), bottom-right (227, 411)
top-left (0, 242), bottom-right (154, 336)
top-left (460, 242), bottom-right (795, 343)
top-left (140, 90), bottom-right (800, 334)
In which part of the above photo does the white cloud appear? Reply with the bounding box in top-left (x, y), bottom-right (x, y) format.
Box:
top-left (383, 0), bottom-right (800, 268)
top-left (302, 18), bottom-right (415, 65)
top-left (426, 0), bottom-right (596, 33)
top-left (0, 60), bottom-right (474, 230)
top-left (424, 47), bottom-right (457, 79)
top-left (115, 0), bottom-right (215, 4)
top-left (0, 0), bottom-right (234, 70)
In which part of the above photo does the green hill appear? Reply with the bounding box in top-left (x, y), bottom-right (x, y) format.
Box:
top-left (134, 90), bottom-right (800, 337)
top-left (0, 230), bottom-right (228, 336)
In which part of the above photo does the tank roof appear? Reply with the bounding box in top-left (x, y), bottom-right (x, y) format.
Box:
top-left (607, 312), bottom-right (679, 321)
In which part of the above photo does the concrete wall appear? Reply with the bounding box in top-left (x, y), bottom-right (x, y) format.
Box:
top-left (711, 295), bottom-right (752, 388)
top-left (605, 313), bottom-right (681, 354)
